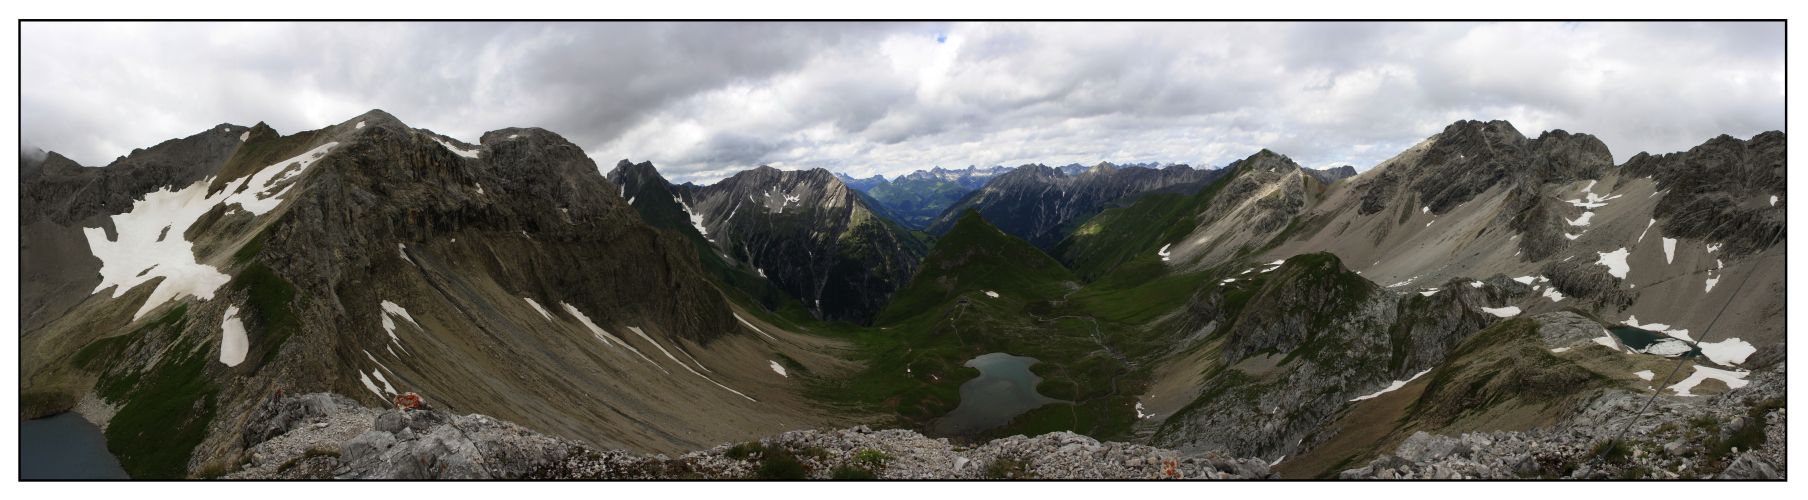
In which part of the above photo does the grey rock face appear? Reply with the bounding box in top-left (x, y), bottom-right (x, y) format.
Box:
top-left (1719, 452), bottom-right (1782, 479)
top-left (1532, 311), bottom-right (1607, 348)
top-left (329, 409), bottom-right (580, 479)
top-left (241, 393), bottom-right (363, 448)
top-left (1352, 121), bottom-right (1614, 260)
top-left (340, 430), bottom-right (397, 465)
top-left (1386, 276), bottom-right (1526, 373)
top-left (1541, 259), bottom-right (1638, 311)
top-left (1621, 131), bottom-right (1785, 258)
top-left (658, 165), bottom-right (928, 323)
top-left (1305, 165), bottom-right (1358, 184)
top-left (1157, 254), bottom-right (1400, 459)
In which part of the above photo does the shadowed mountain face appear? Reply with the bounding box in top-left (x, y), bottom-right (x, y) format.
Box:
top-left (613, 162), bottom-right (928, 324)
top-left (20, 110), bottom-right (851, 478)
top-left (924, 163), bottom-right (1224, 250)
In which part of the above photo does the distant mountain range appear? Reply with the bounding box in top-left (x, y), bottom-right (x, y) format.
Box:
top-left (835, 166), bottom-right (1011, 229)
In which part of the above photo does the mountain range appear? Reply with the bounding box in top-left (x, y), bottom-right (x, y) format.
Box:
top-left (19, 110), bottom-right (1786, 479)
top-left (835, 166), bottom-right (1012, 229)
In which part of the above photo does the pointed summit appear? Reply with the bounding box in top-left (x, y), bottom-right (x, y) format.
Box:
top-left (342, 108), bottom-right (407, 130)
top-left (876, 209), bottom-right (1074, 323)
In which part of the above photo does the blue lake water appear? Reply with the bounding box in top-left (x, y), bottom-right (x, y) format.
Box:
top-left (19, 412), bottom-right (129, 480)
top-left (932, 352), bottom-right (1063, 436)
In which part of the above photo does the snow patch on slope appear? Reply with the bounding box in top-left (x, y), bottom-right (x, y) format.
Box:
top-left (84, 183), bottom-right (233, 319)
top-left (734, 313), bottom-right (779, 341)
top-left (432, 137), bottom-right (480, 158)
top-left (628, 326), bottom-right (756, 401)
top-left (98, 132), bottom-right (330, 313)
top-left (379, 300), bottom-right (419, 353)
top-left (1669, 366), bottom-right (1749, 396)
top-left (1697, 338), bottom-right (1756, 366)
top-left (673, 196), bottom-right (713, 241)
top-left (359, 371), bottom-right (386, 401)
top-left (1540, 287), bottom-right (1566, 302)
top-left (560, 302), bottom-right (663, 369)
top-left (1349, 369), bottom-right (1433, 402)
top-left (1597, 248), bottom-right (1631, 279)
top-left (1479, 306), bottom-right (1521, 318)
top-left (523, 297), bottom-right (553, 320)
top-left (219, 306), bottom-right (248, 367)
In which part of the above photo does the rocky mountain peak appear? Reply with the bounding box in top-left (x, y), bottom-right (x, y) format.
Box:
top-left (603, 157), bottom-right (676, 192)
top-left (1229, 149), bottom-right (1303, 175)
top-left (1306, 165), bottom-right (1359, 184)
top-left (340, 108), bottom-right (408, 131)
top-left (999, 163), bottom-right (1062, 181)
top-left (1439, 119), bottom-right (1528, 147)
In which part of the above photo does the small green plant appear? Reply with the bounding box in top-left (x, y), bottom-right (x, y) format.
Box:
top-left (193, 456), bottom-right (241, 479)
top-left (1589, 438), bottom-right (1631, 464)
top-left (985, 457), bottom-right (1030, 479)
top-left (830, 465), bottom-right (878, 480)
top-left (798, 446), bottom-right (830, 461)
top-left (725, 442), bottom-right (761, 460)
top-left (754, 448), bottom-right (807, 480)
top-left (852, 448), bottom-right (890, 470)
top-left (302, 445), bottom-right (340, 459)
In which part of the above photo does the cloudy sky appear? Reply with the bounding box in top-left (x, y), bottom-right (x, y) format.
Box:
top-left (22, 21), bottom-right (1784, 183)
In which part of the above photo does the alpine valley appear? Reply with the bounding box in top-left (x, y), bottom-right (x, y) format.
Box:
top-left (18, 112), bottom-right (1786, 480)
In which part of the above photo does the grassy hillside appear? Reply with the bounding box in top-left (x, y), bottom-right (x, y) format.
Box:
top-left (1055, 165), bottom-right (1242, 281)
top-left (875, 210), bottom-right (1076, 324)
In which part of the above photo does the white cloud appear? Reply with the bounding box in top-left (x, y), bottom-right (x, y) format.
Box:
top-left (23, 22), bottom-right (1783, 184)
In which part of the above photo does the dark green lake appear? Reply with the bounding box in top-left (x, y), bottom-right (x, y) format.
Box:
top-left (1608, 325), bottom-right (1700, 358)
top-left (931, 352), bottom-right (1062, 436)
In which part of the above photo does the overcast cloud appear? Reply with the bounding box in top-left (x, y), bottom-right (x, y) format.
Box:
top-left (22, 21), bottom-right (1784, 183)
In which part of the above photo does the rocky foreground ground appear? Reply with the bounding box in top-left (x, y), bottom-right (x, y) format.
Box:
top-left (227, 364), bottom-right (1784, 480)
top-left (227, 393), bottom-right (1273, 479)
top-left (1340, 364), bottom-right (1786, 480)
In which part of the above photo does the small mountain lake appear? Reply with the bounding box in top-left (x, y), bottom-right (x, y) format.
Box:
top-left (20, 412), bottom-right (129, 480)
top-left (1608, 325), bottom-right (1701, 358)
top-left (931, 352), bottom-right (1064, 436)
